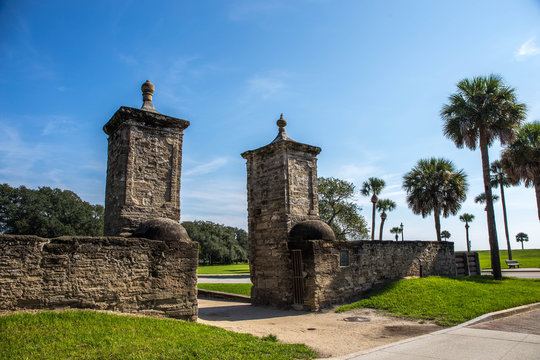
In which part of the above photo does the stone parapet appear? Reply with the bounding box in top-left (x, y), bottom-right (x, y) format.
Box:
top-left (0, 234), bottom-right (198, 321)
top-left (289, 239), bottom-right (456, 311)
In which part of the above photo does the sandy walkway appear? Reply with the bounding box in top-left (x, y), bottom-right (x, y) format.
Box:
top-left (197, 298), bottom-right (443, 358)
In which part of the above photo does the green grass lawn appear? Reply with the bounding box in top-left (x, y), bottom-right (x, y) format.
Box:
top-left (0, 310), bottom-right (315, 360)
top-left (198, 283), bottom-right (252, 296)
top-left (198, 263), bottom-right (250, 274)
top-left (336, 276), bottom-right (540, 326)
top-left (475, 249), bottom-right (540, 269)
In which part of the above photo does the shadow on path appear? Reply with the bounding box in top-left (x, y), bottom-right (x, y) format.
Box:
top-left (198, 298), bottom-right (307, 322)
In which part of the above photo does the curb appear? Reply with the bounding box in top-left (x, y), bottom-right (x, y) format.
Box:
top-left (197, 289), bottom-right (251, 303)
top-left (325, 302), bottom-right (540, 360)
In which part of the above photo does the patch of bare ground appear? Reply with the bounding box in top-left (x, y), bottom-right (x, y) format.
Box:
top-left (197, 298), bottom-right (443, 358)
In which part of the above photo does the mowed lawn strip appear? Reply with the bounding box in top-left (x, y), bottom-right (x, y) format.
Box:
top-left (198, 264), bottom-right (250, 274)
top-left (0, 310), bottom-right (315, 360)
top-left (475, 249), bottom-right (540, 269)
top-left (336, 276), bottom-right (540, 326)
top-left (198, 283), bottom-right (252, 296)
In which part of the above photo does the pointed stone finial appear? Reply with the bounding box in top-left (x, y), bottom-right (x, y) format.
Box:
top-left (141, 80), bottom-right (158, 112)
top-left (271, 113), bottom-right (292, 143)
top-left (277, 113), bottom-right (287, 128)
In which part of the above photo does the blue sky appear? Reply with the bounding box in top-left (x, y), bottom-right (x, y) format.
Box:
top-left (1, 0), bottom-right (539, 251)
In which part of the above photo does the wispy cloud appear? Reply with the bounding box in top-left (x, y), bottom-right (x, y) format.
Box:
top-left (41, 115), bottom-right (77, 135)
top-left (245, 76), bottom-right (285, 100)
top-left (516, 38), bottom-right (540, 58)
top-left (183, 157), bottom-right (229, 177)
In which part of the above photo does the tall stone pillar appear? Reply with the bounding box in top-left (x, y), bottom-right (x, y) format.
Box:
top-left (103, 81), bottom-right (190, 236)
top-left (241, 114), bottom-right (321, 307)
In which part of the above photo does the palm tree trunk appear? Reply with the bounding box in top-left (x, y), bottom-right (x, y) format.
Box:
top-left (535, 182), bottom-right (540, 222)
top-left (465, 223), bottom-right (471, 252)
top-left (521, 241), bottom-right (524, 250)
top-left (500, 185), bottom-right (512, 260)
top-left (434, 207), bottom-right (441, 242)
top-left (479, 133), bottom-right (502, 280)
top-left (371, 201), bottom-right (376, 241)
top-left (379, 213), bottom-right (386, 241)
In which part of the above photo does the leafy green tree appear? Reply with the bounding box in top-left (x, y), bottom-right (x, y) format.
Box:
top-left (360, 177), bottom-right (386, 241)
top-left (441, 230), bottom-right (451, 241)
top-left (376, 198), bottom-right (396, 241)
top-left (515, 232), bottom-right (529, 250)
top-left (459, 213), bottom-right (474, 252)
top-left (181, 220), bottom-right (248, 264)
top-left (441, 74), bottom-right (527, 280)
top-left (501, 121), bottom-right (540, 221)
top-left (0, 184), bottom-right (104, 237)
top-left (318, 177), bottom-right (369, 240)
top-left (389, 226), bottom-right (402, 241)
top-left (403, 158), bottom-right (468, 242)
top-left (490, 160), bottom-right (513, 260)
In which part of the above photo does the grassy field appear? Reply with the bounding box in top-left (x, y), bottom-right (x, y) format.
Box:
top-left (0, 310), bottom-right (315, 360)
top-left (475, 249), bottom-right (540, 269)
top-left (198, 263), bottom-right (250, 274)
top-left (336, 276), bottom-right (540, 326)
top-left (198, 283), bottom-right (252, 296)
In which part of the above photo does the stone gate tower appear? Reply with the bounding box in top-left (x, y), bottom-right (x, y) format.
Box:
top-left (241, 115), bottom-right (321, 307)
top-left (103, 81), bottom-right (190, 236)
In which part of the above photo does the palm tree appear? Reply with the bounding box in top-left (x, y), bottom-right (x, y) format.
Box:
top-left (459, 213), bottom-right (475, 252)
top-left (361, 177), bottom-right (386, 241)
top-left (441, 74), bottom-right (527, 280)
top-left (474, 192), bottom-right (499, 210)
top-left (403, 158), bottom-right (468, 242)
top-left (389, 226), bottom-right (402, 241)
top-left (515, 232), bottom-right (529, 250)
top-left (376, 199), bottom-right (396, 240)
top-left (441, 230), bottom-right (451, 241)
top-left (501, 121), bottom-right (540, 221)
top-left (490, 160), bottom-right (513, 260)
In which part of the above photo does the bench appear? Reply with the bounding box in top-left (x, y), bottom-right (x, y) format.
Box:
top-left (506, 260), bottom-right (521, 269)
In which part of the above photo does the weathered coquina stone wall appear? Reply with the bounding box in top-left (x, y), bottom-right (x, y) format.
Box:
top-left (289, 239), bottom-right (456, 311)
top-left (0, 234), bottom-right (198, 320)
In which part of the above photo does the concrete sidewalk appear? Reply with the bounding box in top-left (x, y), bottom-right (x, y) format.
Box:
top-left (332, 304), bottom-right (540, 360)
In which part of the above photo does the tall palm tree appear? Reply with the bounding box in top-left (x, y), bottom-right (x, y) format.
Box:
top-left (490, 160), bottom-right (513, 260)
top-left (459, 213), bottom-right (474, 252)
top-left (361, 177), bottom-right (386, 241)
top-left (403, 158), bottom-right (468, 242)
top-left (501, 121), bottom-right (540, 221)
top-left (441, 74), bottom-right (527, 280)
top-left (515, 232), bottom-right (529, 250)
top-left (389, 226), bottom-right (402, 241)
top-left (441, 230), bottom-right (451, 241)
top-left (376, 198), bottom-right (396, 241)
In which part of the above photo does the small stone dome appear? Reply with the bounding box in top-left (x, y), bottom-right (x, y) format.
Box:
top-left (131, 218), bottom-right (190, 243)
top-left (289, 220), bottom-right (336, 241)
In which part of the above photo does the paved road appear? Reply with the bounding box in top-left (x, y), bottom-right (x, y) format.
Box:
top-left (198, 275), bottom-right (251, 284)
top-left (335, 306), bottom-right (540, 360)
top-left (481, 268), bottom-right (540, 279)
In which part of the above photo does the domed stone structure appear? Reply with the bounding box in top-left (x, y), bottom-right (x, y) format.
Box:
top-left (131, 217), bottom-right (190, 243)
top-left (289, 220), bottom-right (336, 241)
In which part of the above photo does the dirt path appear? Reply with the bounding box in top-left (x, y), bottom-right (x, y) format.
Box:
top-left (197, 298), bottom-right (443, 358)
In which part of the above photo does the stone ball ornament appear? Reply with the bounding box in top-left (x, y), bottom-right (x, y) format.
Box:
top-left (131, 217), bottom-right (191, 243)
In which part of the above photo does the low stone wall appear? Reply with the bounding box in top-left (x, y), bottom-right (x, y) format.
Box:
top-left (289, 240), bottom-right (456, 311)
top-left (0, 234), bottom-right (198, 321)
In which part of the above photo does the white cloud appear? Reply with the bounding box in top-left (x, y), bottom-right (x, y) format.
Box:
top-left (245, 76), bottom-right (285, 100)
top-left (183, 157), bottom-right (229, 177)
top-left (41, 115), bottom-right (77, 135)
top-left (516, 38), bottom-right (540, 58)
